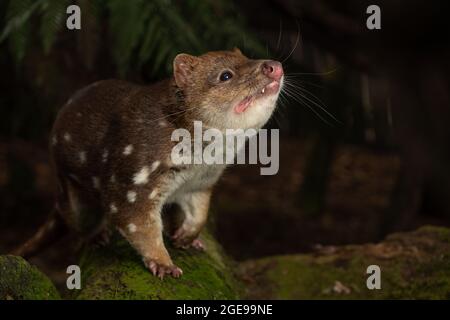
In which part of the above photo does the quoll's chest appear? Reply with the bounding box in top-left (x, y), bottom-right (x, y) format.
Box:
top-left (166, 163), bottom-right (226, 203)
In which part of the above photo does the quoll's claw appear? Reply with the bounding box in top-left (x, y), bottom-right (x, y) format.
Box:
top-left (170, 266), bottom-right (183, 278)
top-left (173, 234), bottom-right (205, 251)
top-left (148, 260), bottom-right (158, 275)
top-left (144, 259), bottom-right (183, 279)
top-left (172, 226), bottom-right (204, 250)
top-left (191, 238), bottom-right (205, 251)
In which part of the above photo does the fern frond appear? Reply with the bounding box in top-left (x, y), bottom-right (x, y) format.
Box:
top-left (0, 0), bottom-right (266, 76)
top-left (107, 0), bottom-right (152, 76)
top-left (1, 0), bottom-right (45, 63)
top-left (39, 0), bottom-right (69, 53)
top-left (138, 15), bottom-right (162, 65)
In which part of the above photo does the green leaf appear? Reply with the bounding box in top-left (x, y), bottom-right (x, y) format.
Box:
top-left (1, 0), bottom-right (36, 42)
top-left (152, 40), bottom-right (171, 74)
top-left (155, 0), bottom-right (204, 54)
top-left (107, 0), bottom-right (152, 75)
top-left (138, 15), bottom-right (161, 64)
top-left (39, 0), bottom-right (69, 54)
top-left (0, 0), bottom-right (267, 75)
top-left (1, 0), bottom-right (44, 64)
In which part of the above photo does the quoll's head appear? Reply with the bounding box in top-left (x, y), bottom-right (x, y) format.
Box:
top-left (173, 48), bottom-right (284, 130)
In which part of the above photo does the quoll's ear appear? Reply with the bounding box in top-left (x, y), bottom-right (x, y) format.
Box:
top-left (173, 53), bottom-right (198, 88)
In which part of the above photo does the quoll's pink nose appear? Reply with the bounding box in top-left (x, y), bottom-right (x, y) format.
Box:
top-left (262, 60), bottom-right (284, 81)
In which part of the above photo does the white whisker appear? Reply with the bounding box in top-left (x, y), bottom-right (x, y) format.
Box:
top-left (281, 19), bottom-right (302, 64)
top-left (281, 76), bottom-right (342, 126)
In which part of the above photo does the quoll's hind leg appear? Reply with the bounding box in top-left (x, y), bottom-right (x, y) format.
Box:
top-left (87, 217), bottom-right (113, 247)
top-left (172, 189), bottom-right (211, 250)
top-left (56, 176), bottom-right (86, 233)
top-left (112, 201), bottom-right (182, 279)
top-left (59, 176), bottom-right (105, 239)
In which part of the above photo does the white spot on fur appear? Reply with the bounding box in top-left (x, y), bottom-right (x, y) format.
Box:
top-left (110, 174), bottom-right (116, 183)
top-left (151, 160), bottom-right (160, 172)
top-left (127, 190), bottom-right (137, 203)
top-left (158, 120), bottom-right (168, 127)
top-left (110, 203), bottom-right (118, 213)
top-left (51, 136), bottom-right (57, 146)
top-left (123, 145), bottom-right (133, 155)
top-left (79, 151), bottom-right (86, 163)
top-left (127, 223), bottom-right (137, 233)
top-left (63, 133), bottom-right (71, 142)
top-left (133, 166), bottom-right (149, 185)
top-left (92, 176), bottom-right (100, 189)
top-left (102, 149), bottom-right (108, 163)
top-left (149, 189), bottom-right (158, 200)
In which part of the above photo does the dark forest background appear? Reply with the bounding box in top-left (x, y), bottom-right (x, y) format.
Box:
top-left (0, 0), bottom-right (449, 286)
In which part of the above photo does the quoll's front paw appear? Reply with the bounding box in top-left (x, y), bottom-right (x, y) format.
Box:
top-left (172, 227), bottom-right (206, 251)
top-left (143, 258), bottom-right (183, 279)
top-left (190, 238), bottom-right (206, 251)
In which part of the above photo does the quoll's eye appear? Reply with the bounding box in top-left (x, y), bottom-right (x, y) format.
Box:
top-left (219, 71), bottom-right (233, 82)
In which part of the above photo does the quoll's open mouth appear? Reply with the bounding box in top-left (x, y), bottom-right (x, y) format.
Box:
top-left (234, 80), bottom-right (281, 114)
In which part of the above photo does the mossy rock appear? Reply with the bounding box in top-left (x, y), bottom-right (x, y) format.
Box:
top-left (0, 255), bottom-right (60, 300)
top-left (76, 231), bottom-right (241, 299)
top-left (239, 226), bottom-right (450, 299)
top-left (4, 226), bottom-right (447, 300)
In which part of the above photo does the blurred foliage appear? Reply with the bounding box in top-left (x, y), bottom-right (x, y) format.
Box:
top-left (0, 0), bottom-right (266, 77)
top-left (0, 0), bottom-right (267, 141)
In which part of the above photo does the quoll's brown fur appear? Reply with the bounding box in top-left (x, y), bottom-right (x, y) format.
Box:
top-left (16, 48), bottom-right (284, 278)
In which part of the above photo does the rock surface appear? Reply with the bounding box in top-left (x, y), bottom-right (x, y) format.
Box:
top-left (238, 226), bottom-right (450, 299)
top-left (0, 255), bottom-right (60, 300)
top-left (1, 226), bottom-right (449, 300)
top-left (76, 232), bottom-right (241, 299)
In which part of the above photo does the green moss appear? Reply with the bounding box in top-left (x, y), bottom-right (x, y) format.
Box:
top-left (76, 231), bottom-right (241, 300)
top-left (0, 255), bottom-right (60, 300)
top-left (417, 225), bottom-right (450, 243)
top-left (386, 253), bottom-right (450, 299)
top-left (239, 226), bottom-right (450, 299)
top-left (39, 225), bottom-right (449, 300)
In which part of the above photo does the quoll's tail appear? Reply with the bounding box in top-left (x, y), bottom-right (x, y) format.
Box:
top-left (11, 209), bottom-right (67, 258)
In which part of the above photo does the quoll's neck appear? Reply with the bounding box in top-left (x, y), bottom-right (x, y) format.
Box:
top-left (149, 78), bottom-right (191, 129)
top-left (154, 77), bottom-right (219, 134)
